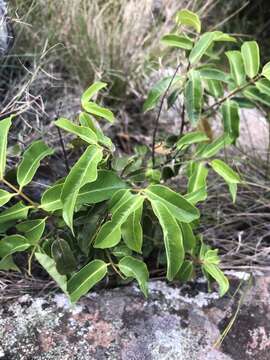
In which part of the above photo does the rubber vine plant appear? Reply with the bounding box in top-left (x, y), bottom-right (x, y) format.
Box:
top-left (1, 9), bottom-right (270, 303)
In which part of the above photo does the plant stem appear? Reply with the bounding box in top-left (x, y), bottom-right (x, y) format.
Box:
top-left (106, 250), bottom-right (126, 280)
top-left (2, 178), bottom-right (37, 207)
top-left (151, 62), bottom-right (182, 167)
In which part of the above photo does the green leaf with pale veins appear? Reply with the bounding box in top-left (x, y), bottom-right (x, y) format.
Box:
top-left (161, 34), bottom-right (193, 50)
top-left (0, 202), bottom-right (31, 224)
top-left (0, 117), bottom-right (12, 180)
top-left (221, 100), bottom-right (240, 141)
top-left (40, 183), bottom-right (63, 212)
top-left (17, 218), bottom-right (46, 245)
top-left (244, 86), bottom-right (270, 107)
top-left (83, 102), bottom-right (114, 123)
top-left (81, 82), bottom-right (107, 107)
top-left (17, 140), bottom-right (54, 189)
top-left (255, 79), bottom-right (270, 97)
top-left (35, 252), bottom-right (68, 294)
top-left (210, 159), bottom-right (240, 184)
top-left (67, 259), bottom-right (108, 303)
top-left (175, 9), bottom-right (201, 33)
top-left (145, 185), bottom-right (199, 223)
top-left (0, 235), bottom-right (30, 258)
top-left (195, 133), bottom-right (233, 158)
top-left (118, 256), bottom-right (149, 297)
top-left (176, 131), bottom-right (209, 150)
top-left (188, 162), bottom-right (208, 194)
top-left (262, 62), bottom-right (270, 80)
top-left (189, 32), bottom-right (216, 64)
top-left (61, 145), bottom-right (103, 233)
top-left (51, 238), bottom-right (77, 275)
top-left (178, 222), bottom-right (196, 252)
top-left (122, 205), bottom-right (143, 253)
top-left (55, 118), bottom-right (98, 145)
top-left (150, 200), bottom-right (184, 280)
top-left (241, 41), bottom-right (260, 78)
top-left (225, 51), bottom-right (246, 87)
top-left (0, 189), bottom-right (14, 207)
top-left (185, 70), bottom-right (203, 124)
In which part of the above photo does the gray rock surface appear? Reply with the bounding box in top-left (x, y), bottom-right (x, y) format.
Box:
top-left (1, 272), bottom-right (270, 359)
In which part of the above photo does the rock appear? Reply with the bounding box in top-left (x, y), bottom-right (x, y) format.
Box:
top-left (0, 273), bottom-right (270, 359)
top-left (0, 0), bottom-right (14, 56)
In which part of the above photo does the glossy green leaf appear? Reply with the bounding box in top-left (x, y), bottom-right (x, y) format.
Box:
top-left (0, 235), bottom-right (30, 258)
top-left (17, 140), bottom-right (54, 189)
top-left (202, 263), bottom-right (229, 296)
top-left (241, 41), bottom-right (260, 78)
top-left (55, 118), bottom-right (98, 145)
top-left (0, 189), bottom-right (14, 207)
top-left (143, 76), bottom-right (181, 112)
top-left (262, 62), bottom-right (270, 80)
top-left (145, 185), bottom-right (199, 223)
top-left (221, 100), bottom-right (240, 141)
top-left (151, 200), bottom-right (184, 280)
top-left (205, 79), bottom-right (224, 98)
top-left (244, 86), bottom-right (270, 107)
top-left (0, 202), bottom-right (31, 224)
top-left (122, 205), bottom-right (143, 253)
top-left (175, 9), bottom-right (201, 33)
top-left (179, 222), bottom-right (196, 252)
top-left (228, 183), bottom-right (237, 203)
top-left (189, 32), bottom-right (216, 64)
top-left (0, 256), bottom-right (20, 271)
top-left (231, 97), bottom-right (255, 109)
top-left (51, 239), bottom-right (77, 275)
top-left (61, 145), bottom-right (103, 233)
top-left (118, 256), bottom-right (149, 297)
top-left (161, 34), bottom-right (193, 50)
top-left (184, 186), bottom-right (207, 205)
top-left (213, 31), bottom-right (237, 43)
top-left (77, 170), bottom-right (128, 206)
top-left (175, 260), bottom-right (194, 282)
top-left (94, 192), bottom-right (145, 249)
top-left (0, 117), bottom-right (12, 180)
top-left (40, 184), bottom-right (63, 212)
top-left (195, 133), bottom-right (233, 158)
top-left (255, 78), bottom-right (270, 97)
top-left (83, 102), bottom-right (114, 123)
top-left (176, 131), bottom-right (209, 150)
top-left (35, 252), bottom-right (68, 294)
top-left (17, 218), bottom-right (46, 245)
top-left (188, 162), bottom-right (208, 196)
top-left (81, 82), bottom-right (107, 107)
top-left (211, 159), bottom-right (240, 184)
top-left (112, 244), bottom-right (132, 258)
top-left (67, 259), bottom-right (108, 303)
top-left (185, 70), bottom-right (203, 124)
top-left (199, 67), bottom-right (229, 82)
top-left (225, 51), bottom-right (246, 86)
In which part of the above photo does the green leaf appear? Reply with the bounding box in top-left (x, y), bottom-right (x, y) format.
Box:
top-left (0, 189), bottom-right (14, 207)
top-left (94, 192), bottom-right (145, 249)
top-left (195, 133), bottom-right (233, 158)
top-left (262, 62), bottom-right (270, 80)
top-left (0, 256), bottom-right (20, 271)
top-left (17, 140), bottom-right (54, 189)
top-left (55, 118), bottom-right (98, 145)
top-left (61, 145), bottom-right (103, 233)
top-left (35, 252), bottom-right (68, 294)
top-left (175, 9), bottom-right (201, 33)
top-left (81, 82), bottom-right (107, 106)
top-left (189, 32), bottom-right (216, 64)
top-left (199, 67), bottom-right (229, 82)
top-left (77, 170), bottom-right (128, 206)
top-left (0, 117), bottom-right (12, 180)
top-left (150, 200), bottom-right (184, 280)
top-left (184, 186), bottom-right (207, 205)
top-left (112, 244), bottom-right (132, 259)
top-left (244, 86), bottom-right (270, 107)
top-left (213, 31), bottom-right (237, 43)
top-left (175, 260), bottom-right (194, 282)
top-left (17, 218), bottom-right (46, 245)
top-left (122, 205), bottom-right (143, 253)
top-left (211, 159), bottom-right (240, 184)
top-left (221, 100), bottom-right (240, 141)
top-left (145, 185), bottom-right (199, 223)
top-left (143, 76), bottom-right (181, 112)
top-left (40, 184), bottom-right (63, 212)
top-left (241, 41), bottom-right (260, 78)
top-left (161, 34), bottom-right (193, 50)
top-left (202, 263), bottom-right (229, 296)
top-left (225, 51), bottom-right (246, 86)
top-left (185, 70), bottom-right (203, 124)
top-left (176, 131), bottom-right (209, 150)
top-left (51, 239), bottom-right (77, 275)
top-left (0, 235), bottom-right (30, 258)
top-left (118, 256), bottom-right (149, 297)
top-left (0, 202), bottom-right (31, 224)
top-left (67, 259), bottom-right (108, 303)
top-left (205, 79), bottom-right (224, 98)
top-left (255, 79), bottom-right (270, 97)
top-left (83, 102), bottom-right (114, 123)
top-left (179, 222), bottom-right (196, 252)
top-left (188, 162), bottom-right (208, 195)
top-left (232, 97), bottom-right (255, 109)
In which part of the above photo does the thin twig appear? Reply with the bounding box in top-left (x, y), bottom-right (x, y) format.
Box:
top-left (2, 178), bottom-right (37, 207)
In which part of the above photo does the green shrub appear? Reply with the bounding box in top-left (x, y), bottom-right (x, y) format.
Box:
top-left (1, 9), bottom-right (270, 303)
